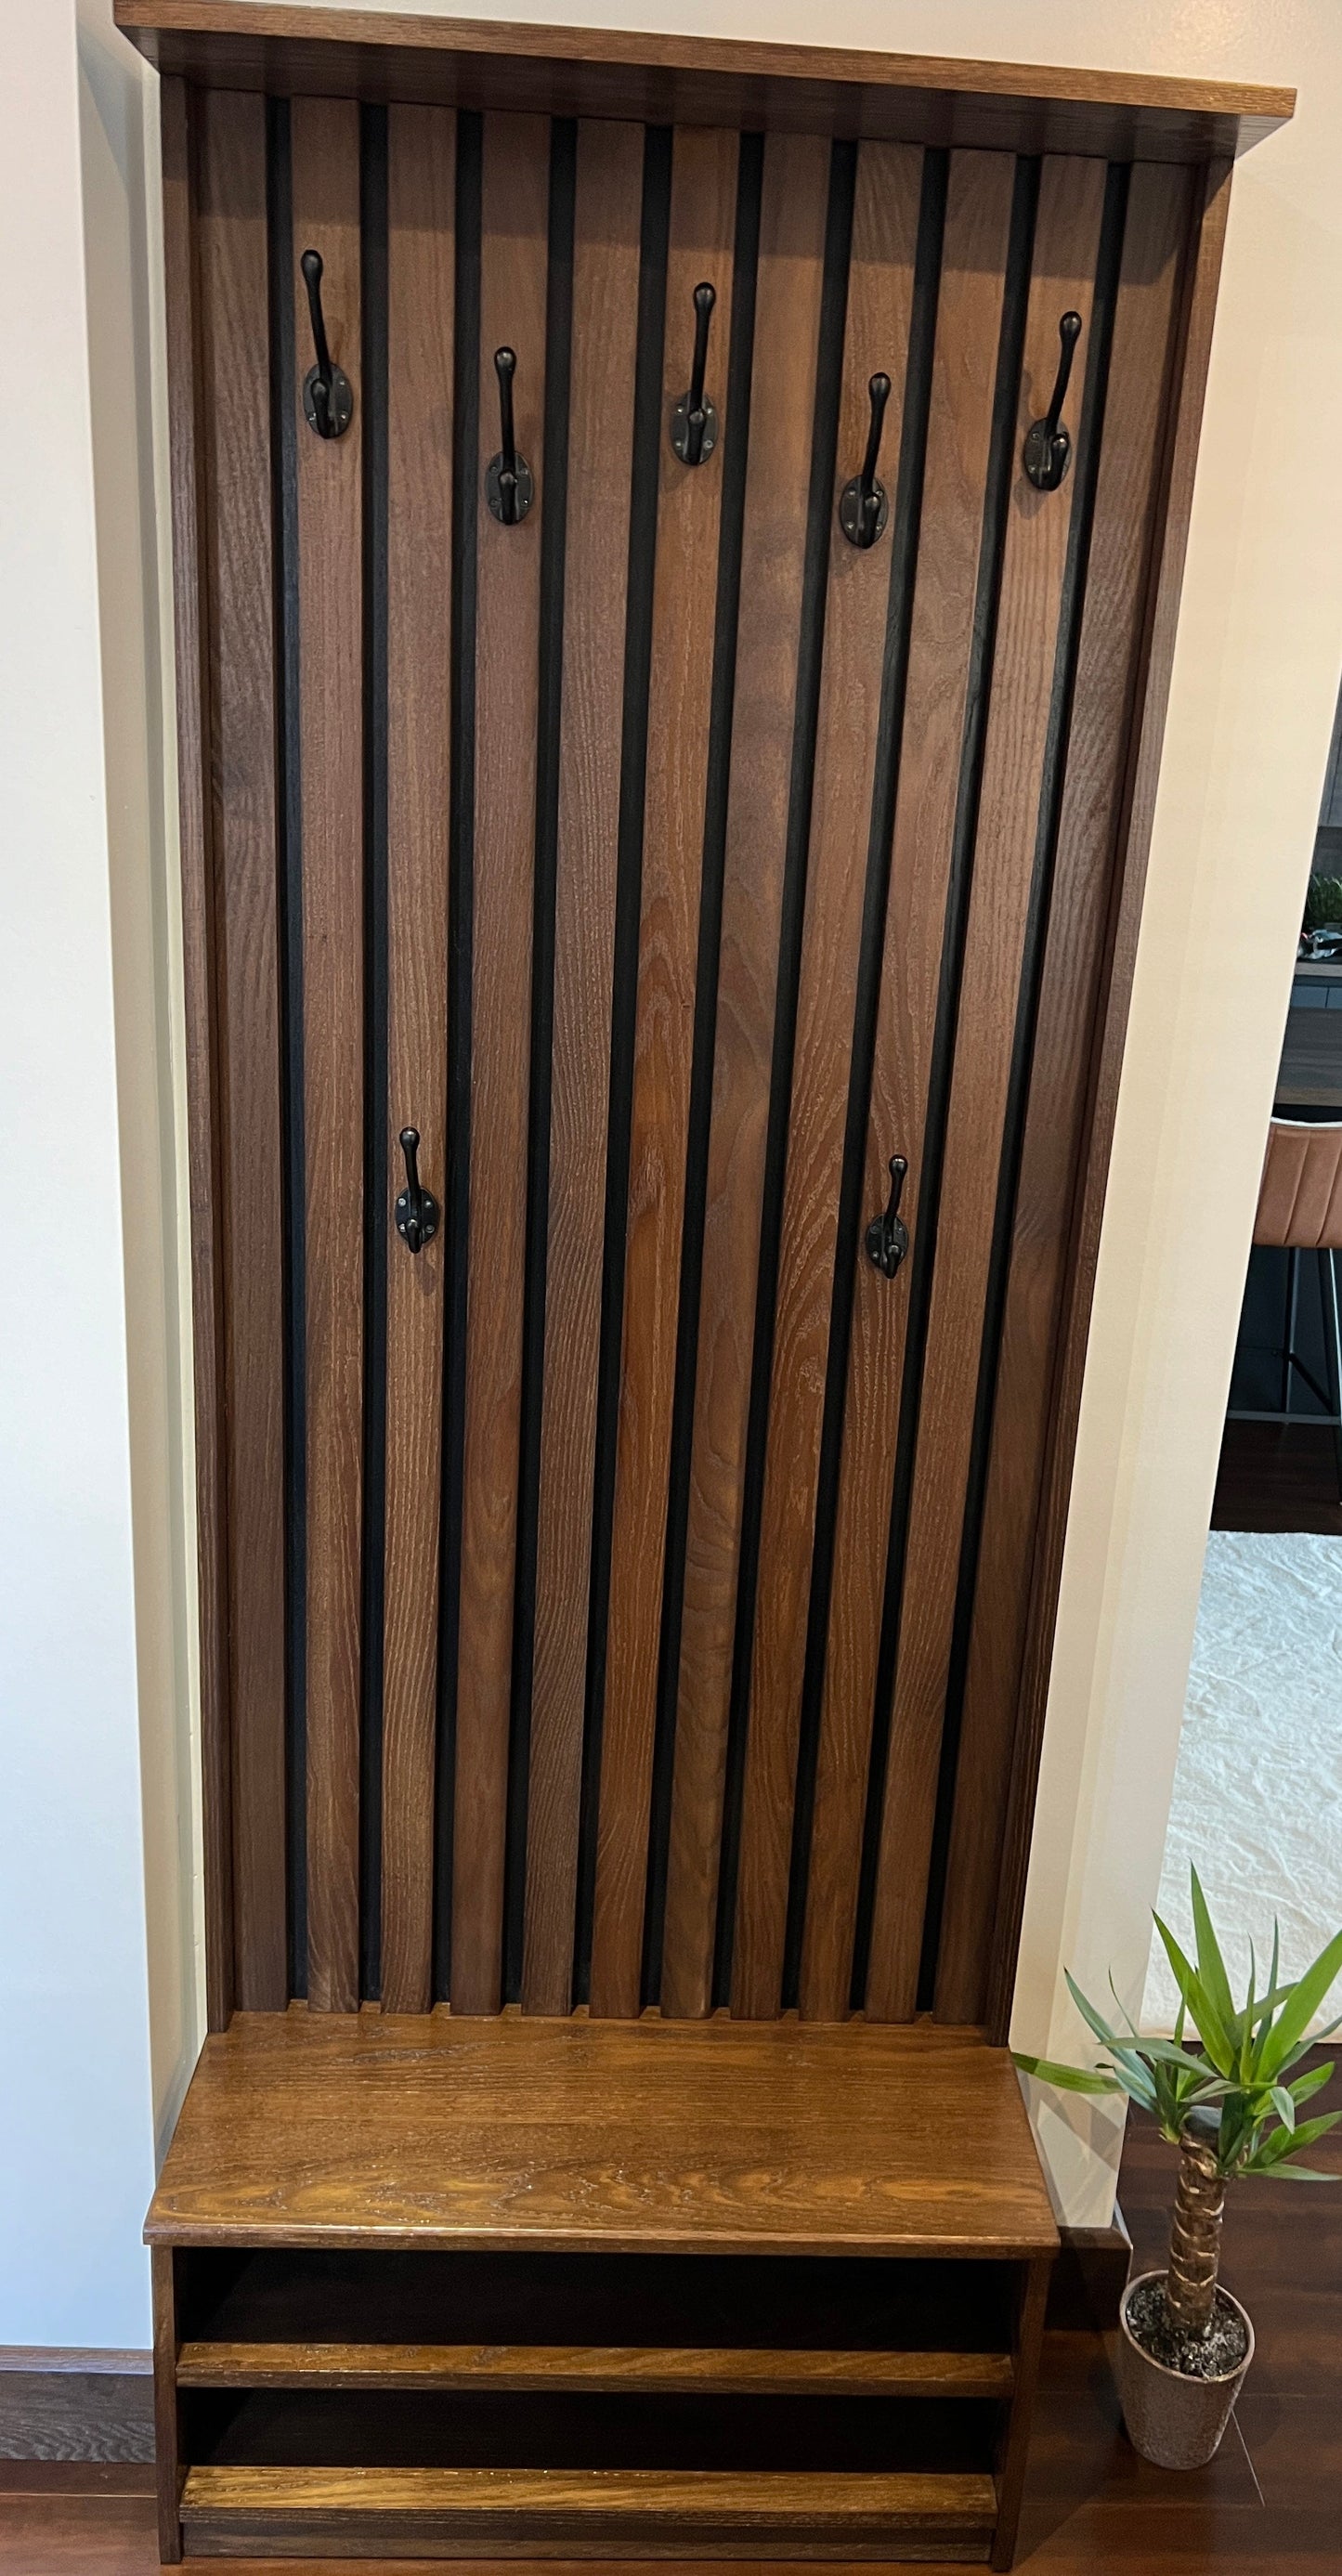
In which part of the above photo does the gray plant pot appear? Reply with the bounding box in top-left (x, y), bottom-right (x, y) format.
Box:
top-left (1116, 2270), bottom-right (1254, 2469)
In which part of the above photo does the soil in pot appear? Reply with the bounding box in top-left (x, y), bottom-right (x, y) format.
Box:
top-left (1124, 2277), bottom-right (1250, 2380)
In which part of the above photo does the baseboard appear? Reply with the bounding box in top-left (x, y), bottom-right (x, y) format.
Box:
top-left (0, 2349), bottom-right (154, 2462)
top-left (1046, 2205), bottom-right (1133, 2334)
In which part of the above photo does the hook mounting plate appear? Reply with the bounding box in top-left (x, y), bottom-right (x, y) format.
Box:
top-left (670, 392), bottom-right (719, 467)
top-left (1023, 417), bottom-right (1071, 491)
top-left (303, 362), bottom-right (354, 439)
top-left (839, 475), bottom-right (889, 547)
top-left (395, 1182), bottom-right (440, 1254)
top-left (486, 452), bottom-right (535, 525)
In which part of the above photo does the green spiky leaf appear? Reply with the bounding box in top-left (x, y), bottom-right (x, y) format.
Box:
top-left (1258, 1928), bottom-right (1342, 2081)
top-left (1011, 2052), bottom-right (1122, 2096)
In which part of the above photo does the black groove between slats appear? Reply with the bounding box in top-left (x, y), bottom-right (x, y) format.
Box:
top-left (713, 137), bottom-right (859, 2012)
top-left (916, 159), bottom-right (1131, 2013)
top-left (505, 119), bottom-right (578, 2008)
top-left (358, 102), bottom-right (390, 2005)
top-left (849, 152), bottom-right (1040, 2015)
top-left (640, 128), bottom-right (765, 2014)
top-left (267, 94), bottom-right (307, 2001)
top-left (782, 148), bottom-right (948, 2014)
top-left (573, 123), bottom-right (672, 2010)
top-left (433, 109), bottom-right (482, 2003)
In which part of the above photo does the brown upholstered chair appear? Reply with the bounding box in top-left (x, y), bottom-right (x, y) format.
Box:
top-left (1234, 1118), bottom-right (1342, 1493)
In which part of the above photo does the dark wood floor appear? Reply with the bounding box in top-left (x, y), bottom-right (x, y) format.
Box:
top-left (1213, 1418), bottom-right (1342, 1536)
top-left (7, 2057), bottom-right (1339, 2574)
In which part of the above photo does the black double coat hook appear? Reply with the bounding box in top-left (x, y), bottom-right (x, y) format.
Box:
top-left (1023, 311), bottom-right (1083, 491)
top-left (300, 249), bottom-right (353, 439)
top-left (670, 282), bottom-right (718, 467)
top-left (486, 347), bottom-right (535, 525)
top-left (840, 372), bottom-right (892, 548)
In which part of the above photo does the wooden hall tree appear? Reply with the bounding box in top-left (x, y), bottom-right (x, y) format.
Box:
top-left (118, 4), bottom-right (1289, 2562)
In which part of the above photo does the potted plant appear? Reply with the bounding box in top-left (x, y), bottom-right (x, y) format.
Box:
top-left (1016, 1870), bottom-right (1342, 2470)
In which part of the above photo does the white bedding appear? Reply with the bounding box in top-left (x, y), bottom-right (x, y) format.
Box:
top-left (1141, 1530), bottom-right (1342, 2038)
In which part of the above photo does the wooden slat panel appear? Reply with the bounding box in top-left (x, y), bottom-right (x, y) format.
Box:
top-left (983, 162), bottom-right (1231, 2043)
top-left (799, 153), bottom-right (1015, 2024)
top-left (658, 133), bottom-right (832, 2024)
top-left (935, 164), bottom-right (1192, 2023)
top-left (589, 124), bottom-right (740, 2021)
top-left (521, 123), bottom-right (644, 2016)
top-left (176, 2340), bottom-right (1013, 2395)
top-left (732, 143), bottom-right (922, 2021)
top-left (162, 77), bottom-right (235, 2028)
top-left (451, 113), bottom-right (549, 2014)
top-left (196, 87), bottom-right (287, 2010)
top-left (865, 154), bottom-right (1109, 2022)
top-left (294, 97), bottom-right (365, 2013)
top-left (379, 106), bottom-right (455, 2014)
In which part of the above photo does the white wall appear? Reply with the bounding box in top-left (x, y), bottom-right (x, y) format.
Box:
top-left (4, 0), bottom-right (1340, 2348)
top-left (0, 0), bottom-right (162, 2348)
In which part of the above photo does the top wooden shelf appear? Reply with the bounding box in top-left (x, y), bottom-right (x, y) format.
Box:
top-left (146, 2010), bottom-right (1059, 2261)
top-left (114, 4), bottom-right (1292, 163)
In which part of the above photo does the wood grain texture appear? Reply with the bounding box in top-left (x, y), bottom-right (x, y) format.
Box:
top-left (176, 2340), bottom-right (1014, 2394)
top-left (160, 78), bottom-right (235, 2030)
top-left (379, 105), bottom-right (455, 2016)
top-left (935, 164), bottom-right (1191, 2026)
top-left (992, 2256), bottom-right (1051, 2572)
top-left (984, 163), bottom-right (1231, 2045)
top-left (116, 2), bottom-right (1294, 164)
top-left (865, 154), bottom-right (1108, 2023)
top-left (451, 114), bottom-right (550, 2015)
top-left (178, 2462), bottom-right (997, 2557)
top-left (732, 141), bottom-right (922, 2023)
top-left (196, 86), bottom-right (288, 2011)
top-left (522, 121), bottom-right (644, 2017)
top-left (658, 131), bottom-right (833, 2024)
top-left (0, 2369), bottom-right (153, 2467)
top-left (799, 152), bottom-right (1014, 2026)
top-left (294, 96), bottom-right (365, 2014)
top-left (150, 2254), bottom-right (181, 2562)
top-left (590, 124), bottom-right (740, 2022)
top-left (145, 2011), bottom-right (1058, 2257)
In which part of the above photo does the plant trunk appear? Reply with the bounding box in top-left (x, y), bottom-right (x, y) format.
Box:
top-left (1165, 2127), bottom-right (1226, 2335)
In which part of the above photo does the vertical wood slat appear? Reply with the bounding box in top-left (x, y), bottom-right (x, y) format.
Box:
top-left (294, 98), bottom-right (365, 2013)
top-left (865, 154), bottom-right (1109, 2023)
top-left (379, 106), bottom-right (456, 2015)
top-left (659, 133), bottom-right (833, 2023)
top-left (451, 113), bottom-right (550, 2015)
top-left (935, 165), bottom-right (1192, 2025)
top-left (196, 87), bottom-right (288, 2011)
top-left (589, 125), bottom-right (741, 2021)
top-left (161, 77), bottom-right (236, 2028)
top-left (799, 153), bottom-right (1015, 2024)
top-left (984, 161), bottom-right (1230, 2046)
top-left (522, 122), bottom-right (645, 2016)
top-left (731, 142), bottom-right (923, 2022)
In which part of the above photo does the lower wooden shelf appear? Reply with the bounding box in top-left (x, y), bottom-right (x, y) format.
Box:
top-left (178, 2463), bottom-right (999, 2560)
top-left (176, 2338), bottom-right (1015, 2398)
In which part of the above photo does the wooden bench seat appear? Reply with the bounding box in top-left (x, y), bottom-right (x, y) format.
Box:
top-left (147, 2012), bottom-right (1055, 2567)
top-left (147, 2009), bottom-right (1058, 2258)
